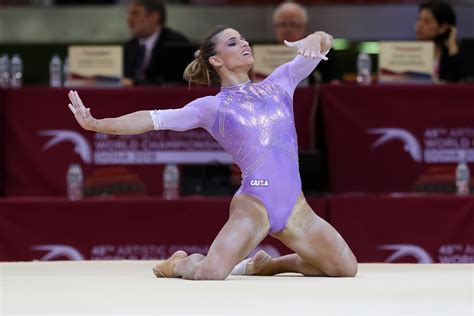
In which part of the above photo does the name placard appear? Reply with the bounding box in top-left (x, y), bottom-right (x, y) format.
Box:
top-left (252, 45), bottom-right (297, 80)
top-left (378, 41), bottom-right (434, 83)
top-left (67, 45), bottom-right (123, 87)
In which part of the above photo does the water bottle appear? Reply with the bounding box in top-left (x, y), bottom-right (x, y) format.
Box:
top-left (49, 54), bottom-right (62, 87)
top-left (456, 151), bottom-right (470, 195)
top-left (356, 53), bottom-right (372, 85)
top-left (0, 54), bottom-right (10, 88)
top-left (10, 54), bottom-right (23, 88)
top-left (67, 163), bottom-right (83, 201)
top-left (163, 164), bottom-right (180, 200)
top-left (63, 56), bottom-right (69, 87)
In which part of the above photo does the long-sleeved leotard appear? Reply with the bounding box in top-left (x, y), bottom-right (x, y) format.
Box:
top-left (150, 54), bottom-right (323, 233)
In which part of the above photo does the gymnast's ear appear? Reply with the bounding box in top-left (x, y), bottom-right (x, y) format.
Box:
top-left (209, 56), bottom-right (223, 68)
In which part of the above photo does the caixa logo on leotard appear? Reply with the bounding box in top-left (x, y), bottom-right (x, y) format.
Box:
top-left (250, 179), bottom-right (269, 187)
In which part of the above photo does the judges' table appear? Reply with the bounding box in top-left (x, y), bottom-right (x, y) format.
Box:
top-left (320, 84), bottom-right (474, 193)
top-left (0, 196), bottom-right (328, 261)
top-left (2, 87), bottom-right (317, 197)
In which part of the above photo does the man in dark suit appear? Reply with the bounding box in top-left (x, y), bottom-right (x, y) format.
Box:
top-left (124, 0), bottom-right (190, 85)
top-left (272, 2), bottom-right (342, 84)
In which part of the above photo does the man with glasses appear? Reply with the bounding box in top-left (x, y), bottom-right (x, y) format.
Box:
top-left (272, 2), bottom-right (342, 84)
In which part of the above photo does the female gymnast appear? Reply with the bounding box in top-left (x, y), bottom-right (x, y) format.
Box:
top-left (67, 26), bottom-right (358, 280)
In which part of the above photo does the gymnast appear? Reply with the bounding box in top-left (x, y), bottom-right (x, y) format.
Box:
top-left (67, 26), bottom-right (357, 280)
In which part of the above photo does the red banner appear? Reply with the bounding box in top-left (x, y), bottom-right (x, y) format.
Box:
top-left (330, 194), bottom-right (474, 263)
top-left (321, 84), bottom-right (474, 193)
top-left (1, 194), bottom-right (472, 263)
top-left (0, 197), bottom-right (328, 261)
top-left (4, 87), bottom-right (316, 197)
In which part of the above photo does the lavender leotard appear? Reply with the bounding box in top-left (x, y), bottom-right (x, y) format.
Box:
top-left (150, 54), bottom-right (323, 233)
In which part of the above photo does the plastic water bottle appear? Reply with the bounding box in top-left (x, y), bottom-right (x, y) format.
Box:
top-left (49, 55), bottom-right (62, 87)
top-left (10, 54), bottom-right (23, 88)
top-left (67, 163), bottom-right (83, 201)
top-left (356, 53), bottom-right (372, 85)
top-left (456, 151), bottom-right (470, 195)
top-left (0, 54), bottom-right (10, 88)
top-left (163, 164), bottom-right (180, 200)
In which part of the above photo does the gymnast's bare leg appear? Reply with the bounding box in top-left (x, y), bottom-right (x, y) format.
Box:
top-left (153, 194), bottom-right (270, 280)
top-left (234, 193), bottom-right (358, 277)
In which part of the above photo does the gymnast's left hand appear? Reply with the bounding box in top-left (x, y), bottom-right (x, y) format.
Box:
top-left (67, 90), bottom-right (97, 132)
top-left (284, 31), bottom-right (333, 60)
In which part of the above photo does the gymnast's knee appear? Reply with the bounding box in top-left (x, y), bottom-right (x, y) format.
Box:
top-left (332, 255), bottom-right (358, 278)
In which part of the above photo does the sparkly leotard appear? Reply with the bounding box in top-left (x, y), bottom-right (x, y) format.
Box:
top-left (150, 54), bottom-right (322, 233)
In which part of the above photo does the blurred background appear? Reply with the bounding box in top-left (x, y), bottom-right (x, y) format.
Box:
top-left (1, 0), bottom-right (474, 84)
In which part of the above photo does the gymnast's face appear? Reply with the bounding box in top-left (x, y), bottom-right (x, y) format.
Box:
top-left (209, 28), bottom-right (254, 74)
top-left (415, 9), bottom-right (446, 41)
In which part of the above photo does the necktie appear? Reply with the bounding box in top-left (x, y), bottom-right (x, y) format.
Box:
top-left (134, 43), bottom-right (146, 82)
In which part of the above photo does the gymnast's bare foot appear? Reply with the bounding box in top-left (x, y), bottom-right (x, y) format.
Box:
top-left (232, 250), bottom-right (275, 276)
top-left (246, 250), bottom-right (275, 275)
top-left (153, 250), bottom-right (188, 278)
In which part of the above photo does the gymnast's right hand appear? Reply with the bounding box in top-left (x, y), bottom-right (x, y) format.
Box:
top-left (68, 90), bottom-right (97, 132)
top-left (284, 31), bottom-right (333, 60)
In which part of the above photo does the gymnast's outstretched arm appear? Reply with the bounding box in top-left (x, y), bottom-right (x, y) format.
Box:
top-left (265, 31), bottom-right (333, 97)
top-left (67, 90), bottom-right (213, 135)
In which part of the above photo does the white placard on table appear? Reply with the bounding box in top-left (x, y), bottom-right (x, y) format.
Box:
top-left (378, 41), bottom-right (435, 83)
top-left (67, 45), bottom-right (123, 87)
top-left (251, 45), bottom-right (297, 81)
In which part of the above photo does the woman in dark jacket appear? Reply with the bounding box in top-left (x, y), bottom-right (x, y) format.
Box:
top-left (415, 1), bottom-right (465, 82)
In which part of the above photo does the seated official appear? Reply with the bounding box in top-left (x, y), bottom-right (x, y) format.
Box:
top-left (123, 0), bottom-right (190, 85)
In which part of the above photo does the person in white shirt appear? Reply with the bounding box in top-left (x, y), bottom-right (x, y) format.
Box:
top-left (123, 0), bottom-right (190, 85)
